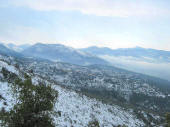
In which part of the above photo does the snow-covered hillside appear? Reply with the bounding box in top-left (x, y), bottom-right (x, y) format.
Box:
top-left (22, 59), bottom-right (170, 114)
top-left (32, 76), bottom-right (146, 127)
top-left (53, 85), bottom-right (145, 127)
top-left (0, 55), bottom-right (163, 127)
top-left (0, 82), bottom-right (15, 111)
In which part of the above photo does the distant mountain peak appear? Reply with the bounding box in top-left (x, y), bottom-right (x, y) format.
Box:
top-left (135, 46), bottom-right (144, 49)
top-left (22, 43), bottom-right (109, 65)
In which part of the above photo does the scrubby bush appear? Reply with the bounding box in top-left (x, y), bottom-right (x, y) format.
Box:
top-left (88, 119), bottom-right (100, 127)
top-left (0, 76), bottom-right (58, 127)
top-left (1, 67), bottom-right (18, 83)
top-left (166, 113), bottom-right (170, 127)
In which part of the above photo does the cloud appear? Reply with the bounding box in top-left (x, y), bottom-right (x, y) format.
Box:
top-left (0, 25), bottom-right (58, 45)
top-left (10, 0), bottom-right (170, 17)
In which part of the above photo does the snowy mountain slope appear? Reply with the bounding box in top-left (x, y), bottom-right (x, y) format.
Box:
top-left (32, 76), bottom-right (145, 127)
top-left (0, 54), bottom-right (164, 126)
top-left (0, 58), bottom-right (20, 112)
top-left (0, 82), bottom-right (15, 111)
top-left (21, 59), bottom-right (170, 114)
top-left (22, 43), bottom-right (109, 65)
top-left (53, 84), bottom-right (145, 127)
top-left (0, 60), bottom-right (19, 75)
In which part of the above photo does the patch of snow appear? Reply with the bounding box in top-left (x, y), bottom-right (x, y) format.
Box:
top-left (0, 60), bottom-right (19, 75)
top-left (0, 82), bottom-right (15, 111)
top-left (53, 85), bottom-right (145, 127)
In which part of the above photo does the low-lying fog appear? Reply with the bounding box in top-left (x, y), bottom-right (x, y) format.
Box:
top-left (100, 55), bottom-right (170, 81)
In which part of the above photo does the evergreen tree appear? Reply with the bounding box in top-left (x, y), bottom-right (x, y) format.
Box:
top-left (0, 77), bottom-right (58, 127)
top-left (166, 113), bottom-right (170, 127)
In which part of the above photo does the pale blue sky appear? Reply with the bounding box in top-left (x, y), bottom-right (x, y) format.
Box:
top-left (0, 0), bottom-right (170, 50)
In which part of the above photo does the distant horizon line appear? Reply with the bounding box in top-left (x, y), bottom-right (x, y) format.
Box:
top-left (1, 41), bottom-right (170, 52)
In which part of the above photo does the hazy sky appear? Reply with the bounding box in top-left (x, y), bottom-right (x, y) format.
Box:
top-left (0, 0), bottom-right (170, 50)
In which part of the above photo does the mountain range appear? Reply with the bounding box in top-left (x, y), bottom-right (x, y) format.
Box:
top-left (80, 46), bottom-right (170, 81)
top-left (2, 42), bottom-right (170, 63)
top-left (80, 46), bottom-right (170, 63)
top-left (21, 43), bottom-right (109, 65)
top-left (1, 42), bottom-right (170, 80)
top-left (0, 42), bottom-right (170, 126)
